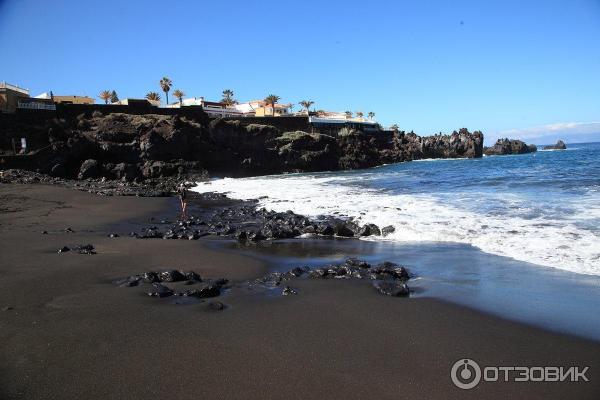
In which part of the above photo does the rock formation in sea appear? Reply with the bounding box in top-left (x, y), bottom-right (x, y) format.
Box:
top-left (543, 140), bottom-right (567, 150)
top-left (0, 111), bottom-right (484, 181)
top-left (483, 138), bottom-right (537, 156)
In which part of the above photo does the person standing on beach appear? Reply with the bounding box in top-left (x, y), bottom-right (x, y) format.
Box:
top-left (177, 183), bottom-right (188, 216)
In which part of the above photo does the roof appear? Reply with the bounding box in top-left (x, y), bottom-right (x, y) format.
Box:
top-left (53, 95), bottom-right (94, 99)
top-left (245, 100), bottom-right (291, 108)
top-left (0, 82), bottom-right (29, 95)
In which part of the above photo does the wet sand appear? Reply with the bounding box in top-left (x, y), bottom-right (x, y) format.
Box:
top-left (1, 184), bottom-right (599, 399)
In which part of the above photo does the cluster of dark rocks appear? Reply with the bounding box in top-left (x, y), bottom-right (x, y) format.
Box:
top-left (131, 201), bottom-right (396, 243)
top-left (115, 269), bottom-right (229, 300)
top-left (483, 138), bottom-right (537, 156)
top-left (57, 244), bottom-right (96, 255)
top-left (114, 259), bottom-right (411, 312)
top-left (254, 258), bottom-right (411, 297)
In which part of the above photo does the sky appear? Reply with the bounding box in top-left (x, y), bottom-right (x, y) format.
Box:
top-left (1, 0), bottom-right (599, 145)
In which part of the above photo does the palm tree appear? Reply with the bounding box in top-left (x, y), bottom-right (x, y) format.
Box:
top-left (264, 94), bottom-right (280, 116)
top-left (344, 111), bottom-right (353, 119)
top-left (159, 77), bottom-right (172, 104)
top-left (299, 100), bottom-right (314, 115)
top-left (172, 89), bottom-right (185, 106)
top-left (99, 90), bottom-right (112, 104)
top-left (221, 89), bottom-right (236, 107)
top-left (368, 111), bottom-right (375, 120)
top-left (145, 92), bottom-right (161, 101)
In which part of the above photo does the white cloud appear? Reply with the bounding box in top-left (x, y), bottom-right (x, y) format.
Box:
top-left (488, 122), bottom-right (600, 145)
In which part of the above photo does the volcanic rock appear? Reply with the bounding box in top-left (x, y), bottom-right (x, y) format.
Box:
top-left (543, 140), bottom-right (566, 150)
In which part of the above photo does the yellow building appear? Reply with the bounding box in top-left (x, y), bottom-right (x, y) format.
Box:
top-left (0, 82), bottom-right (30, 113)
top-left (247, 100), bottom-right (291, 117)
top-left (53, 95), bottom-right (94, 104)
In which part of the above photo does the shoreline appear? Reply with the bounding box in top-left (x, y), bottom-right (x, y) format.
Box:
top-left (212, 237), bottom-right (600, 341)
top-left (1, 183), bottom-right (599, 399)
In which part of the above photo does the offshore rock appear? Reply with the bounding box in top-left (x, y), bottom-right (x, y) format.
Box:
top-left (544, 140), bottom-right (566, 150)
top-left (484, 138), bottom-right (537, 156)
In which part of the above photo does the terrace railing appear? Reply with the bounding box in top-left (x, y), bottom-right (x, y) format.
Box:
top-left (17, 101), bottom-right (56, 111)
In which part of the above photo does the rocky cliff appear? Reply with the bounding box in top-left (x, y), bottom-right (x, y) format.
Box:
top-left (484, 138), bottom-right (537, 156)
top-left (0, 112), bottom-right (484, 181)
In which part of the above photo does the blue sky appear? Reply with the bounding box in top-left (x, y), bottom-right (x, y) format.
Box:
top-left (1, 0), bottom-right (599, 144)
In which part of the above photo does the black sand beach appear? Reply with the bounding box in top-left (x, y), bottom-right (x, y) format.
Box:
top-left (1, 183), bottom-right (599, 399)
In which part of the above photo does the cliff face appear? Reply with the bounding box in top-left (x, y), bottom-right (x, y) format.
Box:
top-left (484, 138), bottom-right (537, 156)
top-left (0, 112), bottom-right (484, 180)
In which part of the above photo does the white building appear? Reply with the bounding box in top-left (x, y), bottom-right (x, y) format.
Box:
top-left (168, 97), bottom-right (253, 118)
top-left (309, 114), bottom-right (379, 132)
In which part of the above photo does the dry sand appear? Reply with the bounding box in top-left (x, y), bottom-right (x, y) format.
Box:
top-left (0, 184), bottom-right (598, 399)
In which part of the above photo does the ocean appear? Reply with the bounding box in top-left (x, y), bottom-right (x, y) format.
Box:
top-left (194, 142), bottom-right (600, 339)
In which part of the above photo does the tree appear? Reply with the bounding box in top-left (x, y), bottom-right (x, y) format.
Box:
top-left (299, 100), bottom-right (314, 115)
top-left (159, 77), bottom-right (172, 104)
top-left (99, 90), bottom-right (111, 104)
top-left (390, 124), bottom-right (400, 132)
top-left (172, 89), bottom-right (185, 106)
top-left (344, 111), bottom-right (352, 118)
top-left (145, 92), bottom-right (161, 101)
top-left (110, 90), bottom-right (119, 103)
top-left (368, 111), bottom-right (375, 120)
top-left (221, 89), bottom-right (236, 107)
top-left (264, 94), bottom-right (280, 116)
top-left (356, 111), bottom-right (364, 119)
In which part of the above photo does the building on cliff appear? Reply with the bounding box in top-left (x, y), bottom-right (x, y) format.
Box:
top-left (166, 97), bottom-right (276, 118)
top-left (2, 87), bottom-right (93, 113)
top-left (247, 100), bottom-right (292, 117)
top-left (166, 97), bottom-right (245, 117)
top-left (0, 82), bottom-right (31, 113)
top-left (308, 115), bottom-right (380, 134)
top-left (163, 97), bottom-right (293, 118)
top-left (35, 92), bottom-right (94, 105)
top-left (113, 98), bottom-right (161, 107)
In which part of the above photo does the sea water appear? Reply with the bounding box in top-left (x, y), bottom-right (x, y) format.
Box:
top-left (194, 142), bottom-right (600, 339)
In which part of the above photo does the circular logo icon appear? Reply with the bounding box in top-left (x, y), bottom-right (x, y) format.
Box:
top-left (451, 358), bottom-right (482, 390)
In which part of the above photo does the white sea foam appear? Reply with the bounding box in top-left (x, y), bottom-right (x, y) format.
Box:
top-left (193, 175), bottom-right (600, 276)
